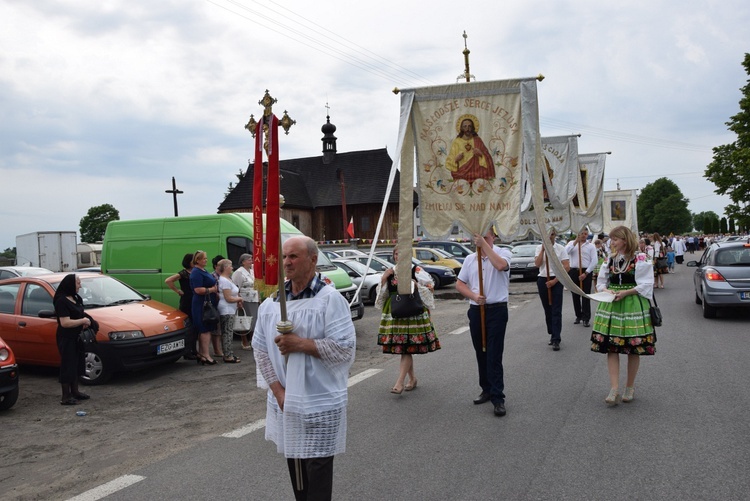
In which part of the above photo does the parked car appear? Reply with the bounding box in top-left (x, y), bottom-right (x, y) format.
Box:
top-left (687, 240), bottom-right (750, 318)
top-left (510, 239), bottom-right (542, 247)
top-left (0, 272), bottom-right (189, 384)
top-left (372, 252), bottom-right (456, 288)
top-left (332, 259), bottom-right (383, 304)
top-left (74, 266), bottom-right (102, 273)
top-left (510, 244), bottom-right (539, 279)
top-left (0, 335), bottom-right (19, 410)
top-left (413, 247), bottom-right (462, 274)
top-left (0, 266), bottom-right (54, 280)
top-left (334, 249), bottom-right (368, 258)
top-left (416, 240), bottom-right (473, 264)
top-left (321, 250), bottom-right (343, 261)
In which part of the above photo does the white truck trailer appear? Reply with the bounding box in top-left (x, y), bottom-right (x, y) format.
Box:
top-left (15, 231), bottom-right (78, 272)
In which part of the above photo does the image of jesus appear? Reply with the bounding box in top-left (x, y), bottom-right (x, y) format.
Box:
top-left (445, 117), bottom-right (495, 184)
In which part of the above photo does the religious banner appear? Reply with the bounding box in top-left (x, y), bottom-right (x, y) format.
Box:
top-left (569, 152), bottom-right (607, 233)
top-left (517, 135), bottom-right (579, 237)
top-left (602, 189), bottom-right (639, 235)
top-left (396, 78), bottom-right (542, 241)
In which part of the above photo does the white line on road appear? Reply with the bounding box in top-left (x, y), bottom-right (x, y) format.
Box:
top-left (347, 368), bottom-right (382, 387)
top-left (67, 475), bottom-right (145, 501)
top-left (221, 418), bottom-right (267, 438)
top-left (450, 326), bottom-right (469, 335)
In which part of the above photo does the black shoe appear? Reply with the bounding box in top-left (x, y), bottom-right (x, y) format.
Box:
top-left (552, 342), bottom-right (560, 351)
top-left (494, 403), bottom-right (507, 417)
top-left (583, 320), bottom-right (591, 327)
top-left (573, 318), bottom-right (582, 325)
top-left (473, 392), bottom-right (490, 405)
top-left (72, 392), bottom-right (90, 400)
top-left (548, 340), bottom-right (553, 346)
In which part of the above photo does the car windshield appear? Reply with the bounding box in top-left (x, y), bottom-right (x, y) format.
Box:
top-left (341, 260), bottom-right (377, 275)
top-left (53, 275), bottom-right (145, 307)
top-left (352, 256), bottom-right (392, 272)
top-left (316, 250), bottom-right (338, 271)
top-left (715, 248), bottom-right (750, 266)
top-left (512, 245), bottom-right (538, 257)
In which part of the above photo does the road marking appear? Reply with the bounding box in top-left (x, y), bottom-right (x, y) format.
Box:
top-left (348, 368), bottom-right (382, 387)
top-left (222, 418), bottom-right (266, 438)
top-left (450, 326), bottom-right (469, 335)
top-left (67, 475), bottom-right (145, 501)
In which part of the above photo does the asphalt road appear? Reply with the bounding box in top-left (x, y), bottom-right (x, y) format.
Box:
top-left (10, 266), bottom-right (750, 500)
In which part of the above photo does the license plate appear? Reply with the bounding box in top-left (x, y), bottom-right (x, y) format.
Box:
top-left (350, 309), bottom-right (358, 319)
top-left (157, 339), bottom-right (185, 355)
top-left (741, 292), bottom-right (750, 300)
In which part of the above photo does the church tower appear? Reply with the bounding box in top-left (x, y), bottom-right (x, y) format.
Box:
top-left (321, 111), bottom-right (337, 165)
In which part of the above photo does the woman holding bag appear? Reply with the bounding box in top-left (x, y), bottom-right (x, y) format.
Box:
top-left (231, 253), bottom-right (259, 350)
top-left (190, 250), bottom-right (219, 365)
top-left (376, 247), bottom-right (440, 394)
top-left (216, 259), bottom-right (243, 363)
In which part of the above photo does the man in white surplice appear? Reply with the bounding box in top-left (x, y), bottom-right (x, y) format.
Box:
top-left (252, 236), bottom-right (355, 501)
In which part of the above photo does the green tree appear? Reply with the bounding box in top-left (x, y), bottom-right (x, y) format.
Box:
top-left (729, 218), bottom-right (736, 233)
top-left (80, 204), bottom-right (120, 242)
top-left (0, 247), bottom-right (15, 261)
top-left (224, 168), bottom-right (246, 200)
top-left (705, 53), bottom-right (750, 232)
top-left (637, 178), bottom-right (692, 234)
top-left (720, 217), bottom-right (728, 234)
top-left (693, 211), bottom-right (719, 233)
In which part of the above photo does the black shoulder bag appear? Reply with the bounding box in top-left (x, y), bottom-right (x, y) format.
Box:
top-left (649, 292), bottom-right (662, 327)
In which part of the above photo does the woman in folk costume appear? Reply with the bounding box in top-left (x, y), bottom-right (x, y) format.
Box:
top-left (376, 247), bottom-right (440, 394)
top-left (591, 225), bottom-right (656, 406)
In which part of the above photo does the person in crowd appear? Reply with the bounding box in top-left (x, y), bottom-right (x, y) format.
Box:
top-left (638, 237), bottom-right (654, 261)
top-left (592, 239), bottom-right (607, 288)
top-left (375, 247), bottom-right (440, 394)
top-left (190, 250), bottom-right (219, 365)
top-left (165, 253), bottom-right (197, 360)
top-left (252, 236), bottom-right (356, 501)
top-left (232, 253), bottom-right (259, 350)
top-left (591, 225), bottom-right (656, 405)
top-left (53, 274), bottom-right (94, 405)
top-left (599, 234), bottom-right (611, 256)
top-left (687, 235), bottom-right (695, 253)
top-left (666, 246), bottom-right (676, 273)
top-left (534, 229), bottom-right (570, 351)
top-left (209, 255), bottom-right (226, 358)
top-left (652, 232), bottom-right (666, 289)
top-left (455, 227), bottom-right (512, 417)
top-left (565, 227), bottom-right (598, 327)
top-left (672, 235), bottom-right (686, 264)
top-left (217, 259), bottom-right (243, 363)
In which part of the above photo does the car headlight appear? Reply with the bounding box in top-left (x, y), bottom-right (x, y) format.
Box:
top-left (443, 271), bottom-right (454, 276)
top-left (109, 331), bottom-right (145, 341)
top-left (0, 348), bottom-right (9, 361)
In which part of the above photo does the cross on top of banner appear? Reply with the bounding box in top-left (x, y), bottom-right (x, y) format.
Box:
top-left (244, 89), bottom-right (297, 138)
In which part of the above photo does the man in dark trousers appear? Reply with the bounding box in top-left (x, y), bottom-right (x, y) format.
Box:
top-left (565, 228), bottom-right (598, 327)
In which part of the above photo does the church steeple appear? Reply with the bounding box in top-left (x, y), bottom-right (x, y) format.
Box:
top-left (321, 104), bottom-right (337, 164)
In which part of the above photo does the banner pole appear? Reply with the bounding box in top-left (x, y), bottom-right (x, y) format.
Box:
top-left (477, 246), bottom-right (486, 352)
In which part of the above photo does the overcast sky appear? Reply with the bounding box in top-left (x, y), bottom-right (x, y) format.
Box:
top-left (2, 0), bottom-right (749, 251)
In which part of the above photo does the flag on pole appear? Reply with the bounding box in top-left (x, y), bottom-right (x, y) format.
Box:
top-left (346, 217), bottom-right (355, 238)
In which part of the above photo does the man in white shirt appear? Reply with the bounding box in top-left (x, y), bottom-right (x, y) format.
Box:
top-left (534, 229), bottom-right (570, 351)
top-left (565, 228), bottom-right (598, 327)
top-left (253, 236), bottom-right (356, 500)
top-left (456, 228), bottom-right (512, 417)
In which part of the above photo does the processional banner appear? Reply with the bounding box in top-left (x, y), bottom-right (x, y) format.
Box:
top-left (396, 79), bottom-right (542, 243)
top-left (517, 135), bottom-right (579, 237)
top-left (569, 152), bottom-right (607, 234)
top-left (602, 189), bottom-right (638, 235)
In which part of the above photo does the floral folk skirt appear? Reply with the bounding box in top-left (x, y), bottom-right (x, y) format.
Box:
top-left (591, 284), bottom-right (656, 355)
top-left (377, 296), bottom-right (441, 355)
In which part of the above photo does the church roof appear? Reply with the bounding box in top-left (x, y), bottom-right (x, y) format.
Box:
top-left (219, 147), bottom-right (400, 211)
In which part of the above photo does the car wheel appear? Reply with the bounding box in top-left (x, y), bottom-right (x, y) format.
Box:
top-left (695, 291), bottom-right (702, 305)
top-left (429, 273), bottom-right (441, 289)
top-left (0, 385), bottom-right (19, 410)
top-left (369, 287), bottom-right (378, 304)
top-left (81, 349), bottom-right (112, 385)
top-left (701, 288), bottom-right (717, 319)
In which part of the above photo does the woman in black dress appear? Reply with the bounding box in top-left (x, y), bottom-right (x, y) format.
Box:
top-left (53, 274), bottom-right (92, 405)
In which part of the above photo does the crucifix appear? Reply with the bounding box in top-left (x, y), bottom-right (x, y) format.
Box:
top-left (164, 177), bottom-right (183, 217)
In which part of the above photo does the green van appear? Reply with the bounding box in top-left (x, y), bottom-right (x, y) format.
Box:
top-left (101, 213), bottom-right (364, 320)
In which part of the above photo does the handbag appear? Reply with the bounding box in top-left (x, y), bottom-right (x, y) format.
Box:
top-left (233, 308), bottom-right (253, 333)
top-left (202, 294), bottom-right (219, 324)
top-left (655, 244), bottom-right (668, 271)
top-left (390, 282), bottom-right (424, 319)
top-left (79, 327), bottom-right (97, 344)
top-left (649, 293), bottom-right (663, 327)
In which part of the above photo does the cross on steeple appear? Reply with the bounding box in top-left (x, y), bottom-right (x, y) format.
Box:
top-left (164, 176), bottom-right (183, 217)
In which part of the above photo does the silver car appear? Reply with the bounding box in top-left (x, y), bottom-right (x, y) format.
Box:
top-left (509, 244), bottom-right (539, 279)
top-left (332, 259), bottom-right (383, 304)
top-left (687, 239), bottom-right (750, 318)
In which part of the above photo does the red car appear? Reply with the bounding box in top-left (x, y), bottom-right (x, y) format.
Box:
top-left (0, 272), bottom-right (189, 385)
top-left (0, 335), bottom-right (19, 410)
